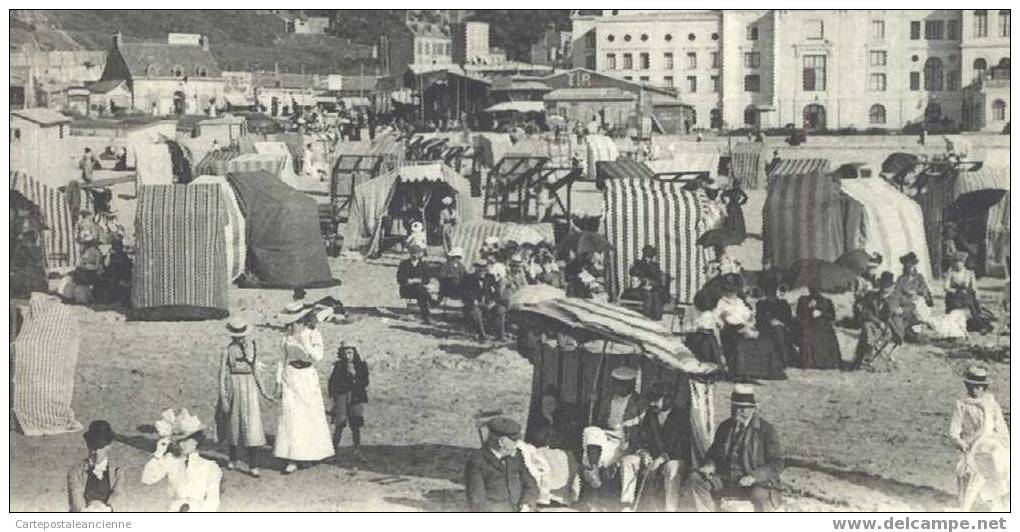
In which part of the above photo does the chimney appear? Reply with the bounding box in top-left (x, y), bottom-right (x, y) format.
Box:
top-left (113, 32), bottom-right (122, 48)
top-left (199, 34), bottom-right (209, 52)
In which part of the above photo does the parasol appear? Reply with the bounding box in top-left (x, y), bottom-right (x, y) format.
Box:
top-left (784, 259), bottom-right (858, 293)
top-left (557, 230), bottom-right (612, 259)
top-left (508, 284), bottom-right (566, 308)
top-left (947, 189), bottom-right (1008, 216)
top-left (836, 249), bottom-right (878, 276)
top-left (696, 228), bottom-right (745, 248)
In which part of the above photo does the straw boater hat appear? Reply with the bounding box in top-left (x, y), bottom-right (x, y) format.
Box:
top-left (448, 247), bottom-right (464, 258)
top-left (963, 365), bottom-right (989, 386)
top-left (276, 301), bottom-right (312, 326)
top-left (226, 317), bottom-right (249, 338)
top-left (867, 253), bottom-right (884, 266)
top-left (731, 383), bottom-right (757, 407)
top-left (610, 366), bottom-right (638, 382)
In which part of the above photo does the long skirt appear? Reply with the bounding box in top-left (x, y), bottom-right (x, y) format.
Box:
top-left (735, 326), bottom-right (788, 380)
top-left (724, 203), bottom-right (746, 236)
top-left (685, 330), bottom-right (725, 369)
top-left (274, 365), bottom-right (333, 461)
top-left (797, 319), bottom-right (842, 369)
top-left (719, 326), bottom-right (744, 380)
top-left (946, 289), bottom-right (993, 332)
top-left (217, 373), bottom-right (266, 448)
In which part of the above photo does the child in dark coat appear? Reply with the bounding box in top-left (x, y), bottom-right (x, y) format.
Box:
top-left (328, 342), bottom-right (370, 463)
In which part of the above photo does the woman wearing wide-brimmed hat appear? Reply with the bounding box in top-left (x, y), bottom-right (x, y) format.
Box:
top-left (216, 317), bottom-right (272, 477)
top-left (272, 302), bottom-right (334, 474)
top-left (949, 366), bottom-right (1010, 511)
top-left (141, 409), bottom-right (222, 512)
top-left (68, 420), bottom-right (126, 512)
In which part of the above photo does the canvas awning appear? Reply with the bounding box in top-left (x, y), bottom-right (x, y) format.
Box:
top-left (485, 101), bottom-right (546, 113)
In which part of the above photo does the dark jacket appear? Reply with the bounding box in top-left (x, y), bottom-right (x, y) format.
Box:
top-left (633, 407), bottom-right (693, 464)
top-left (460, 272), bottom-right (487, 306)
top-left (396, 258), bottom-right (429, 299)
top-left (68, 458), bottom-right (126, 512)
top-left (705, 415), bottom-right (783, 488)
top-left (796, 294), bottom-right (836, 323)
top-left (629, 259), bottom-right (665, 288)
top-left (594, 392), bottom-right (643, 442)
top-left (464, 448), bottom-right (539, 512)
top-left (327, 357), bottom-right (370, 404)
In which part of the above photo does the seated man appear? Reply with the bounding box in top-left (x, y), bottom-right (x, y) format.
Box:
top-left (464, 416), bottom-right (538, 512)
top-left (503, 255), bottom-right (531, 299)
top-left (461, 260), bottom-right (508, 342)
top-left (396, 245), bottom-right (434, 325)
top-left (437, 247), bottom-right (467, 300)
top-left (625, 245), bottom-right (668, 321)
top-left (619, 382), bottom-right (692, 511)
top-left (683, 384), bottom-right (784, 512)
top-left (581, 366), bottom-right (643, 509)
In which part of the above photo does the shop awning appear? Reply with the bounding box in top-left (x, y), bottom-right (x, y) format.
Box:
top-left (484, 101), bottom-right (545, 113)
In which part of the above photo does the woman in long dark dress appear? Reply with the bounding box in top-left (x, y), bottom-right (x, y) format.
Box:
top-left (796, 287), bottom-right (842, 369)
top-left (721, 184), bottom-right (749, 236)
top-left (738, 285), bottom-right (791, 380)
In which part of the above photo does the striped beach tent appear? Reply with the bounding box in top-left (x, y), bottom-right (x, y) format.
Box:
top-left (449, 220), bottom-right (554, 265)
top-left (11, 293), bottom-right (83, 436)
top-left (603, 178), bottom-right (709, 305)
top-left (10, 171), bottom-right (79, 269)
top-left (766, 158), bottom-right (831, 182)
top-left (226, 153), bottom-right (284, 177)
top-left (190, 175), bottom-right (247, 282)
top-left (763, 172), bottom-right (849, 269)
top-left (131, 184), bottom-right (229, 321)
top-left (841, 178), bottom-right (933, 282)
top-left (194, 148), bottom-right (240, 176)
top-left (596, 159), bottom-right (655, 183)
top-left (728, 142), bottom-right (767, 189)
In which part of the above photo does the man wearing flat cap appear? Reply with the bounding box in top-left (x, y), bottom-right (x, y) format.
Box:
top-left (619, 381), bottom-right (693, 511)
top-left (683, 384), bottom-right (784, 512)
top-left (581, 366), bottom-right (644, 506)
top-left (464, 417), bottom-right (539, 512)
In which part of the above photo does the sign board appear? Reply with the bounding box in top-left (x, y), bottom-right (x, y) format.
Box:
top-left (328, 75), bottom-right (344, 91)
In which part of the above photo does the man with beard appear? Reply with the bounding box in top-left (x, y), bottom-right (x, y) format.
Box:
top-left (619, 382), bottom-right (693, 511)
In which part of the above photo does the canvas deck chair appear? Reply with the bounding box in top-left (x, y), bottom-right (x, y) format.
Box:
top-left (484, 156), bottom-right (549, 221)
top-left (327, 154), bottom-right (384, 227)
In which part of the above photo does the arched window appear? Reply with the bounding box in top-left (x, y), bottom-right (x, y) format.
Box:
top-left (924, 57), bottom-right (944, 91)
top-left (992, 100), bottom-right (1007, 121)
top-left (973, 58), bottom-right (988, 71)
top-left (170, 65), bottom-right (184, 77)
top-left (869, 104), bottom-right (887, 124)
top-left (803, 104), bottom-right (826, 130)
top-left (998, 57), bottom-right (1010, 69)
top-left (147, 65), bottom-right (158, 77)
top-left (196, 66), bottom-right (208, 77)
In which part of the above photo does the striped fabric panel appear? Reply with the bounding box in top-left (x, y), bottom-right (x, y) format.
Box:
top-left (986, 195), bottom-right (1010, 271)
top-left (953, 166), bottom-right (1009, 196)
top-left (227, 155), bottom-right (284, 177)
top-left (841, 178), bottom-right (933, 282)
top-left (10, 171), bottom-right (78, 268)
top-left (343, 171), bottom-right (399, 255)
top-left (603, 178), bottom-right (707, 305)
top-left (132, 184), bottom-right (228, 314)
top-left (767, 158), bottom-right (830, 181)
top-left (916, 177), bottom-right (955, 278)
top-left (189, 176), bottom-right (247, 281)
top-left (12, 294), bottom-right (83, 436)
top-left (449, 221), bottom-right (554, 265)
top-left (596, 159), bottom-right (655, 181)
top-left (194, 149), bottom-right (239, 176)
top-left (728, 142), bottom-right (766, 189)
top-left (585, 135), bottom-right (620, 180)
top-left (764, 174), bottom-right (846, 269)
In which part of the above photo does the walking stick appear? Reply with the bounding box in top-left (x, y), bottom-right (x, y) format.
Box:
top-left (632, 466), bottom-right (650, 511)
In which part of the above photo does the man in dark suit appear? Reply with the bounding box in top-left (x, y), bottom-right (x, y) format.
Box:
top-left (396, 245), bottom-right (433, 324)
top-left (461, 260), bottom-right (503, 342)
top-left (683, 384), bottom-right (784, 512)
top-left (464, 417), bottom-right (539, 512)
top-left (626, 245), bottom-right (668, 320)
top-left (619, 382), bottom-right (693, 511)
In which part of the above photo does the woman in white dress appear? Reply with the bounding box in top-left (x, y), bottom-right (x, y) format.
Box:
top-left (949, 366), bottom-right (1010, 511)
top-left (273, 303), bottom-right (334, 474)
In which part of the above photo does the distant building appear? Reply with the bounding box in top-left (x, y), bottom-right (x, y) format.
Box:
top-left (530, 24), bottom-right (573, 68)
top-left (381, 19), bottom-right (453, 76)
top-left (573, 9), bottom-right (1011, 131)
top-left (452, 21), bottom-right (493, 65)
top-left (10, 50), bottom-right (107, 109)
top-left (97, 32), bottom-right (225, 116)
top-left (10, 108), bottom-right (74, 185)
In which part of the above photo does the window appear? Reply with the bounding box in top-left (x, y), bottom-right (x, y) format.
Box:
top-left (947, 70), bottom-right (960, 90)
top-left (1000, 10), bottom-right (1010, 37)
top-left (747, 25), bottom-right (758, 40)
top-left (910, 21), bottom-right (921, 40)
top-left (869, 104), bottom-right (887, 124)
top-left (924, 57), bottom-right (944, 91)
top-left (872, 20), bottom-right (885, 39)
top-left (12, 128), bottom-right (21, 142)
top-left (909, 72), bottom-right (921, 91)
top-left (607, 34), bottom-right (615, 42)
top-left (623, 34), bottom-right (632, 42)
top-left (423, 42), bottom-right (431, 54)
top-left (640, 53), bottom-right (650, 70)
top-left (710, 52), bottom-right (720, 68)
top-left (925, 20), bottom-right (944, 40)
top-left (744, 74), bottom-right (761, 92)
top-left (806, 19), bottom-right (824, 39)
top-left (664, 53), bottom-right (674, 70)
top-left (586, 32), bottom-right (597, 47)
top-left (975, 10), bottom-right (988, 38)
top-left (869, 73), bottom-right (887, 91)
top-left (992, 99), bottom-right (1007, 121)
top-left (744, 52), bottom-right (761, 68)
top-left (711, 75), bottom-right (720, 93)
top-left (686, 76), bottom-right (697, 93)
top-left (686, 52), bottom-right (697, 69)
top-left (197, 66), bottom-right (208, 77)
top-left (687, 33), bottom-right (696, 41)
top-left (170, 65), bottom-right (183, 77)
top-left (623, 53), bottom-right (633, 70)
top-left (640, 34), bottom-right (649, 42)
top-left (803, 55), bottom-right (826, 91)
top-left (585, 55), bottom-right (596, 70)
top-left (947, 20), bottom-right (959, 40)
top-left (606, 54), bottom-right (617, 70)
top-left (664, 75), bottom-right (674, 88)
top-left (639, 76), bottom-right (650, 82)
top-left (869, 51), bottom-right (887, 67)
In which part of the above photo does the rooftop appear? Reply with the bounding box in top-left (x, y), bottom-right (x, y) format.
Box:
top-left (543, 87), bottom-right (636, 102)
top-left (11, 108), bottom-right (72, 126)
top-left (115, 40), bottom-right (222, 79)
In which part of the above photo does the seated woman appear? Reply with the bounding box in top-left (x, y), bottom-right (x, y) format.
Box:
top-left (796, 286), bottom-right (841, 369)
top-left (712, 274), bottom-right (755, 379)
top-left (685, 291), bottom-right (726, 371)
top-left (944, 252), bottom-right (993, 333)
top-left (625, 245), bottom-right (668, 321)
top-left (738, 282), bottom-right (791, 380)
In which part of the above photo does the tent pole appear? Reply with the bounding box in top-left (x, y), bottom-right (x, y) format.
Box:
top-left (588, 340), bottom-right (609, 425)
